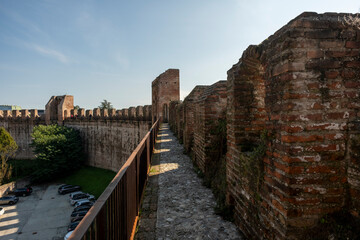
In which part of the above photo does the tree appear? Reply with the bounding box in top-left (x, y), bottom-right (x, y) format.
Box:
top-left (31, 125), bottom-right (84, 182)
top-left (99, 99), bottom-right (113, 110)
top-left (74, 105), bottom-right (80, 110)
top-left (0, 127), bottom-right (18, 184)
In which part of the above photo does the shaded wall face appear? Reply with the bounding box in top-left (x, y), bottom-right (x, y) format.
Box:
top-left (64, 120), bottom-right (151, 172)
top-left (226, 14), bottom-right (360, 240)
top-left (0, 115), bottom-right (152, 173)
top-left (182, 87), bottom-right (207, 153)
top-left (152, 69), bottom-right (180, 123)
top-left (193, 82), bottom-right (227, 173)
top-left (0, 119), bottom-right (45, 159)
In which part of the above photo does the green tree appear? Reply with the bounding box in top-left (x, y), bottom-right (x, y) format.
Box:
top-left (74, 105), bottom-right (80, 110)
top-left (0, 127), bottom-right (18, 184)
top-left (31, 125), bottom-right (84, 182)
top-left (99, 99), bottom-right (113, 110)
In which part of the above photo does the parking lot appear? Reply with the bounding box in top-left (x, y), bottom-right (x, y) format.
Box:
top-left (0, 184), bottom-right (74, 240)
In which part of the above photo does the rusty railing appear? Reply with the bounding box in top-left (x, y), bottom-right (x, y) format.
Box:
top-left (69, 119), bottom-right (160, 240)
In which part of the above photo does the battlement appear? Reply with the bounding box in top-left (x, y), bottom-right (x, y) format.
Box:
top-left (62, 105), bottom-right (152, 121)
top-left (0, 109), bottom-right (44, 121)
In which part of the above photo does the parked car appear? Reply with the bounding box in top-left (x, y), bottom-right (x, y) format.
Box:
top-left (64, 230), bottom-right (74, 240)
top-left (11, 187), bottom-right (33, 197)
top-left (70, 210), bottom-right (88, 222)
top-left (69, 192), bottom-right (86, 200)
top-left (70, 193), bottom-right (95, 205)
top-left (0, 196), bottom-right (19, 205)
top-left (58, 185), bottom-right (81, 194)
top-left (69, 191), bottom-right (83, 199)
top-left (74, 199), bottom-right (94, 208)
top-left (67, 221), bottom-right (81, 232)
top-left (0, 207), bottom-right (4, 215)
top-left (73, 205), bottom-right (92, 213)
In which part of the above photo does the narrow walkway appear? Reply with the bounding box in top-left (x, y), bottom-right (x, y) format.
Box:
top-left (136, 123), bottom-right (242, 240)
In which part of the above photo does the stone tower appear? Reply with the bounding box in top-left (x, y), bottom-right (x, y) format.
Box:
top-left (152, 69), bottom-right (180, 123)
top-left (45, 95), bottom-right (74, 124)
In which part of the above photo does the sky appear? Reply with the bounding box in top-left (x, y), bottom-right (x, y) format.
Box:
top-left (0, 0), bottom-right (359, 110)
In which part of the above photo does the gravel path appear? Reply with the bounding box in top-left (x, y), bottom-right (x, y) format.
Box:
top-left (136, 123), bottom-right (242, 240)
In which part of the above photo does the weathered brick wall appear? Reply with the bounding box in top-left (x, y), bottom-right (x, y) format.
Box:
top-left (0, 110), bottom-right (45, 159)
top-left (64, 119), bottom-right (151, 172)
top-left (45, 95), bottom-right (74, 124)
top-left (169, 100), bottom-right (181, 134)
top-left (152, 69), bottom-right (180, 123)
top-left (226, 12), bottom-right (360, 239)
top-left (176, 103), bottom-right (184, 140)
top-left (193, 81), bottom-right (227, 172)
top-left (0, 105), bottom-right (152, 172)
top-left (182, 86), bottom-right (208, 153)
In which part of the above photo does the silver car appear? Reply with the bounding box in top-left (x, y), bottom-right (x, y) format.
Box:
top-left (0, 196), bottom-right (19, 205)
top-left (70, 193), bottom-right (95, 206)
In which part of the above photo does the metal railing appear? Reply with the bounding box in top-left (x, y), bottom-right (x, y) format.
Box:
top-left (69, 118), bottom-right (160, 240)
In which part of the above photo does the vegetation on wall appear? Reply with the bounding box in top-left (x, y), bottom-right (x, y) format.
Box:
top-left (0, 127), bottom-right (18, 184)
top-left (238, 130), bottom-right (268, 200)
top-left (31, 125), bottom-right (85, 183)
top-left (203, 118), bottom-right (233, 221)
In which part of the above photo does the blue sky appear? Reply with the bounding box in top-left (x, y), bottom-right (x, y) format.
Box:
top-left (0, 0), bottom-right (359, 110)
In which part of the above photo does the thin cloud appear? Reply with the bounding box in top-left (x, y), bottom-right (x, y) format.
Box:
top-left (0, 5), bottom-right (48, 38)
top-left (32, 45), bottom-right (69, 63)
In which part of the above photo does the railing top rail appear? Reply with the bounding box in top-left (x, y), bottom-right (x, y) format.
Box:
top-left (68, 118), bottom-right (160, 240)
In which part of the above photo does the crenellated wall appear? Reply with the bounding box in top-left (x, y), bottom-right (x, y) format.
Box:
top-left (0, 109), bottom-right (45, 159)
top-left (0, 100), bottom-right (152, 172)
top-left (167, 12), bottom-right (360, 240)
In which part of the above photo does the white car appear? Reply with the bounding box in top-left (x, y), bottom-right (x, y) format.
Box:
top-left (74, 199), bottom-right (94, 208)
top-left (64, 230), bottom-right (73, 240)
top-left (69, 191), bottom-right (83, 199)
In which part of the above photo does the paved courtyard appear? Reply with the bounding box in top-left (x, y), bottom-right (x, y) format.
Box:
top-left (0, 184), bottom-right (74, 240)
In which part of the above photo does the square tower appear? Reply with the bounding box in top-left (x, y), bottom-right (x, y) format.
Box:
top-left (152, 69), bottom-right (180, 123)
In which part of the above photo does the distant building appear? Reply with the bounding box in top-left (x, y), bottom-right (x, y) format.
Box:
top-left (0, 105), bottom-right (22, 111)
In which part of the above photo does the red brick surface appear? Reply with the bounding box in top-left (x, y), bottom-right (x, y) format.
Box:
top-left (152, 69), bottom-right (180, 123)
top-left (166, 12), bottom-right (360, 240)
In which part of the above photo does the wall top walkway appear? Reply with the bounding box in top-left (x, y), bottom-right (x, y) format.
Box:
top-left (136, 123), bottom-right (242, 239)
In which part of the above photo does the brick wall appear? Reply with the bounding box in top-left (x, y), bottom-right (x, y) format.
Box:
top-left (182, 86), bottom-right (208, 153)
top-left (166, 11), bottom-right (360, 240)
top-left (193, 81), bottom-right (227, 172)
top-left (0, 111), bottom-right (45, 159)
top-left (0, 102), bottom-right (153, 173)
top-left (226, 12), bottom-right (360, 239)
top-left (169, 100), bottom-right (181, 134)
top-left (152, 69), bottom-right (180, 123)
top-left (64, 119), bottom-right (151, 172)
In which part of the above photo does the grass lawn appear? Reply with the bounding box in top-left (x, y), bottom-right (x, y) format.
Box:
top-left (58, 166), bottom-right (117, 198)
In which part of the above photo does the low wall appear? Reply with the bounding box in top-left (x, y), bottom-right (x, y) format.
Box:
top-left (0, 178), bottom-right (31, 197)
top-left (0, 182), bottom-right (15, 197)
